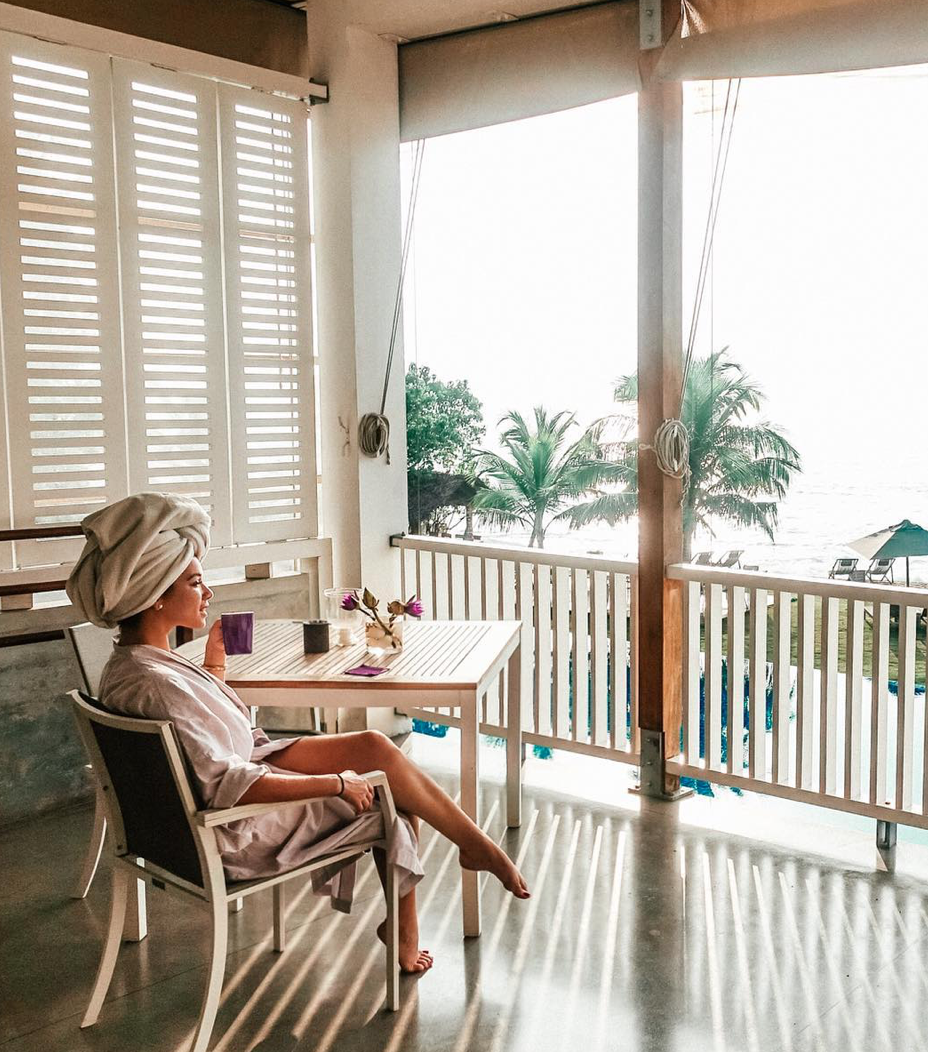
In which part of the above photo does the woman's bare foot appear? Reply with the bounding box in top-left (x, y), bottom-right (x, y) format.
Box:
top-left (377, 920), bottom-right (433, 974)
top-left (459, 836), bottom-right (530, 899)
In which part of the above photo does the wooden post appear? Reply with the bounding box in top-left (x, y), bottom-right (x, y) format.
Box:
top-left (636, 50), bottom-right (684, 797)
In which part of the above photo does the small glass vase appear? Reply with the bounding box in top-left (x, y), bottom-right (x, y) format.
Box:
top-left (324, 586), bottom-right (363, 646)
top-left (365, 619), bottom-right (404, 653)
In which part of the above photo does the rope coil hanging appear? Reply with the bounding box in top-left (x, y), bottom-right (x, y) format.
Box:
top-left (358, 139), bottom-right (426, 463)
top-left (641, 418), bottom-right (690, 479)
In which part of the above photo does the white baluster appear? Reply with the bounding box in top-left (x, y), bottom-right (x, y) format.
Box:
top-left (772, 591), bottom-right (791, 785)
top-left (796, 593), bottom-right (815, 790)
top-left (590, 570), bottom-right (608, 747)
top-left (820, 596), bottom-right (839, 795)
top-left (727, 584), bottom-right (745, 775)
top-left (844, 598), bottom-right (864, 801)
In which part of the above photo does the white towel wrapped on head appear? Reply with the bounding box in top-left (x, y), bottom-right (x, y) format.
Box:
top-left (66, 492), bottom-right (211, 628)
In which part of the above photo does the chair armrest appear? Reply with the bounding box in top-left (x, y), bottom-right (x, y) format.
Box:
top-left (197, 798), bottom-right (321, 827)
top-left (360, 770), bottom-right (398, 826)
top-left (196, 769), bottom-right (396, 828)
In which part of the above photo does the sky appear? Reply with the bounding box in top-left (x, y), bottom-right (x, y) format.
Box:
top-left (400, 67), bottom-right (928, 563)
top-left (402, 66), bottom-right (928, 474)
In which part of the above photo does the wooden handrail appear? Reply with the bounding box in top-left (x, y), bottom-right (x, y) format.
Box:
top-left (0, 525), bottom-right (78, 602)
top-left (0, 579), bottom-right (67, 598)
top-left (0, 524), bottom-right (83, 542)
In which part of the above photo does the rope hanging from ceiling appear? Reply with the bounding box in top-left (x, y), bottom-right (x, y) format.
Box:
top-left (645, 78), bottom-right (741, 481)
top-left (358, 138), bottom-right (426, 463)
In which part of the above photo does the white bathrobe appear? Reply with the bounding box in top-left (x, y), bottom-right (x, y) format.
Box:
top-left (98, 644), bottom-right (423, 911)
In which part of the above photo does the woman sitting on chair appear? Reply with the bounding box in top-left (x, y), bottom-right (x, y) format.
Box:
top-left (66, 492), bottom-right (529, 975)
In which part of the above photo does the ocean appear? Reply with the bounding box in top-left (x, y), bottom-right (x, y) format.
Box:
top-left (474, 455), bottom-right (928, 585)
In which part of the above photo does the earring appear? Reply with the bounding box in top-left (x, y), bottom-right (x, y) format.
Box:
top-left (155, 603), bottom-right (163, 611)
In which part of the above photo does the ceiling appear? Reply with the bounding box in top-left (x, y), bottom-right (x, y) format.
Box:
top-left (265, 0), bottom-right (605, 42)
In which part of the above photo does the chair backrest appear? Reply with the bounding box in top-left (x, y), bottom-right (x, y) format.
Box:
top-left (832, 558), bottom-right (856, 571)
top-left (65, 623), bottom-right (115, 695)
top-left (871, 558), bottom-right (893, 570)
top-left (70, 691), bottom-right (205, 888)
top-left (693, 551), bottom-right (714, 565)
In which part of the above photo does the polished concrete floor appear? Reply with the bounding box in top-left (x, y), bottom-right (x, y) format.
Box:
top-left (4, 735), bottom-right (928, 1052)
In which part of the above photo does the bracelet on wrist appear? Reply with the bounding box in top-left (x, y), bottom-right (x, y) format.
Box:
top-left (204, 663), bottom-right (226, 672)
top-left (335, 773), bottom-right (345, 797)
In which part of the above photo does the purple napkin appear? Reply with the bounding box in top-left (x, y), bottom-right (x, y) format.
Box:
top-left (344, 664), bottom-right (387, 677)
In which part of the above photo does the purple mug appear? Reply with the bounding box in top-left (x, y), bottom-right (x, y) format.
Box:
top-left (220, 611), bottom-right (254, 655)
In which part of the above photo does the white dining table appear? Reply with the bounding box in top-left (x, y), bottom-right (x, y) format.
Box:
top-left (177, 618), bottom-right (523, 936)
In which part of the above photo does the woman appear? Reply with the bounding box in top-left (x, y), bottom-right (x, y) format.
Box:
top-left (67, 492), bottom-right (529, 975)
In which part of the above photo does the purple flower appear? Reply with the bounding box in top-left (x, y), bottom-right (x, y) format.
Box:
top-left (341, 592), bottom-right (359, 612)
top-left (405, 597), bottom-right (424, 619)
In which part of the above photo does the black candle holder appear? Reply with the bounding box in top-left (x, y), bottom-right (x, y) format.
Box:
top-left (302, 620), bottom-right (330, 654)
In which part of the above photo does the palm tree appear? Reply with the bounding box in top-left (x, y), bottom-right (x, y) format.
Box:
top-left (567, 351), bottom-right (801, 559)
top-left (471, 407), bottom-right (623, 549)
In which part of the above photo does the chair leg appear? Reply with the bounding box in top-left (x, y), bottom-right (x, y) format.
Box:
top-left (189, 898), bottom-right (228, 1052)
top-left (81, 865), bottom-right (129, 1028)
top-left (124, 859), bottom-right (148, 942)
top-left (73, 785), bottom-right (107, 899)
top-left (273, 884), bottom-right (286, 952)
top-left (384, 863), bottom-right (399, 1011)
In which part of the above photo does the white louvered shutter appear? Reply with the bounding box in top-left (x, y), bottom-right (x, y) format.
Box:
top-left (111, 59), bottom-right (233, 546)
top-left (217, 86), bottom-right (316, 543)
top-left (0, 31), bottom-right (127, 567)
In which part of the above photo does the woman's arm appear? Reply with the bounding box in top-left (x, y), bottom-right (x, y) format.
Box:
top-left (202, 619), bottom-right (227, 682)
top-left (238, 770), bottom-right (374, 814)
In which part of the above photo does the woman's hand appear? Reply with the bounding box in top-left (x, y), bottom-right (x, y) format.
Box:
top-left (203, 619), bottom-right (226, 670)
top-left (339, 770), bottom-right (374, 814)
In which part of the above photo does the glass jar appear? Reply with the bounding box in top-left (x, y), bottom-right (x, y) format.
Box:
top-left (323, 586), bottom-right (363, 645)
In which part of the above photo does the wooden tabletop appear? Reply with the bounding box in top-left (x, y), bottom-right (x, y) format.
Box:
top-left (176, 619), bottom-right (522, 692)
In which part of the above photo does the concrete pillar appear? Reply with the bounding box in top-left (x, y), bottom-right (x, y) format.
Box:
top-left (307, 8), bottom-right (410, 734)
top-left (307, 6), bottom-right (408, 596)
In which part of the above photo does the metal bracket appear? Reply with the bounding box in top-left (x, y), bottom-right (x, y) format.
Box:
top-left (635, 729), bottom-right (693, 801)
top-left (876, 820), bottom-right (897, 873)
top-left (639, 0), bottom-right (662, 49)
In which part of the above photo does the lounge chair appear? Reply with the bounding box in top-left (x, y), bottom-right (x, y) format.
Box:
top-left (713, 550), bottom-right (743, 569)
top-left (828, 558), bottom-right (858, 579)
top-left (867, 558), bottom-right (894, 584)
top-left (692, 551), bottom-right (715, 565)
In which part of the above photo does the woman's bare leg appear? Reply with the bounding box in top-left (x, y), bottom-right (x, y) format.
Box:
top-left (272, 731), bottom-right (529, 898)
top-left (373, 815), bottom-right (432, 974)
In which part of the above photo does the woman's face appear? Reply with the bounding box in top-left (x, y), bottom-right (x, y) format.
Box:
top-left (160, 558), bottom-right (213, 629)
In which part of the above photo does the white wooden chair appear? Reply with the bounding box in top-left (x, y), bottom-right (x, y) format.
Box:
top-left (64, 623), bottom-right (116, 900)
top-left (70, 690), bottom-right (400, 1052)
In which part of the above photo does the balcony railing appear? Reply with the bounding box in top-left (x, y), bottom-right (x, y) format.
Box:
top-left (667, 563), bottom-right (928, 831)
top-left (395, 534), bottom-right (928, 837)
top-left (394, 535), bottom-right (640, 761)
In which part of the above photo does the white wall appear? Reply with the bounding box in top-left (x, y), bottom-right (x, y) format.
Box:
top-left (308, 5), bottom-right (409, 598)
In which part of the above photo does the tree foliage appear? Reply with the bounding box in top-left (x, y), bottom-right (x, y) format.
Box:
top-left (566, 350), bottom-right (802, 557)
top-left (471, 407), bottom-right (624, 548)
top-left (405, 364), bottom-right (485, 535)
top-left (405, 364), bottom-right (484, 474)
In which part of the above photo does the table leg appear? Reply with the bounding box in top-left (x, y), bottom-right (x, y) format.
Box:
top-left (461, 693), bottom-right (481, 937)
top-left (506, 645), bottom-right (523, 828)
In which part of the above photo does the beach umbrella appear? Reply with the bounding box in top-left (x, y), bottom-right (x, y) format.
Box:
top-left (847, 519), bottom-right (928, 587)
